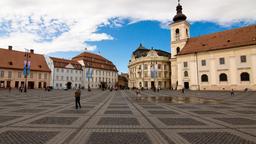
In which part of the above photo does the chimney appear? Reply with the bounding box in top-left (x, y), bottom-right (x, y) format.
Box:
top-left (30, 49), bottom-right (34, 54)
top-left (8, 46), bottom-right (12, 50)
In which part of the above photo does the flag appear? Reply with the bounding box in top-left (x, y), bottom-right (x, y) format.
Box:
top-left (23, 60), bottom-right (27, 76)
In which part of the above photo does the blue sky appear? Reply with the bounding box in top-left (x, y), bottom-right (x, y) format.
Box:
top-left (0, 0), bottom-right (255, 73)
top-left (48, 20), bottom-right (252, 73)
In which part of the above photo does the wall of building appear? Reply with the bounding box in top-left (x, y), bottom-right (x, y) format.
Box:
top-left (175, 45), bottom-right (256, 91)
top-left (128, 53), bottom-right (171, 89)
top-left (0, 69), bottom-right (50, 89)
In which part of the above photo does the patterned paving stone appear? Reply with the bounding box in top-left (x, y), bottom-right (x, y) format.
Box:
top-left (97, 117), bottom-right (139, 125)
top-left (104, 110), bottom-right (133, 114)
top-left (108, 106), bottom-right (129, 109)
top-left (179, 132), bottom-right (255, 144)
top-left (232, 111), bottom-right (256, 114)
top-left (38, 105), bottom-right (60, 108)
top-left (210, 106), bottom-right (231, 109)
top-left (13, 109), bottom-right (45, 113)
top-left (215, 118), bottom-right (256, 125)
top-left (242, 106), bottom-right (256, 109)
top-left (0, 116), bottom-right (21, 123)
top-left (191, 110), bottom-right (223, 115)
top-left (30, 117), bottom-right (78, 125)
top-left (148, 110), bottom-right (178, 115)
top-left (3, 104), bottom-right (24, 107)
top-left (176, 106), bottom-right (198, 109)
top-left (59, 109), bottom-right (89, 114)
top-left (0, 130), bottom-right (59, 144)
top-left (141, 106), bottom-right (165, 109)
top-left (158, 118), bottom-right (206, 126)
top-left (86, 132), bottom-right (152, 144)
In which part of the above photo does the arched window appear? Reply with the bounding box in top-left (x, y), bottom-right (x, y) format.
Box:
top-left (176, 47), bottom-right (180, 54)
top-left (184, 71), bottom-right (188, 77)
top-left (219, 73), bottom-right (228, 82)
top-left (175, 28), bottom-right (180, 40)
top-left (240, 72), bottom-right (250, 81)
top-left (201, 74), bottom-right (208, 82)
top-left (175, 28), bottom-right (180, 34)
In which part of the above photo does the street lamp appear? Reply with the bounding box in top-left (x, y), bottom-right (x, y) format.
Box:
top-left (23, 48), bottom-right (31, 93)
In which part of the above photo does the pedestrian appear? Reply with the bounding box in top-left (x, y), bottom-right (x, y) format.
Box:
top-left (182, 88), bottom-right (185, 94)
top-left (74, 88), bottom-right (81, 109)
top-left (231, 89), bottom-right (235, 96)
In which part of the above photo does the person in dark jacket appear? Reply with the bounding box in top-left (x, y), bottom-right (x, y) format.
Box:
top-left (75, 88), bottom-right (81, 109)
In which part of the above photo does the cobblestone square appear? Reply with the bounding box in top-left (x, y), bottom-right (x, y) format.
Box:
top-left (0, 89), bottom-right (255, 144)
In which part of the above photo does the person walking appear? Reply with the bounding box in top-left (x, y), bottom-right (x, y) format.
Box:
top-left (75, 88), bottom-right (81, 109)
top-left (231, 89), bottom-right (235, 96)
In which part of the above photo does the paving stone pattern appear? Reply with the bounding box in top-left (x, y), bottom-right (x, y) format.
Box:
top-left (86, 132), bottom-right (152, 144)
top-left (0, 130), bottom-right (59, 144)
top-left (179, 132), bottom-right (256, 144)
top-left (97, 117), bottom-right (140, 125)
top-left (0, 89), bottom-right (256, 144)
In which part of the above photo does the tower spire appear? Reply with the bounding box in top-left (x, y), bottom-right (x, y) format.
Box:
top-left (173, 0), bottom-right (187, 22)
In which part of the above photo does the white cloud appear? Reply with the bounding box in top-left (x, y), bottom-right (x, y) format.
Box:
top-left (0, 0), bottom-right (255, 54)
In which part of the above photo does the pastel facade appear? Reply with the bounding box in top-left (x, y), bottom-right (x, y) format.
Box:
top-left (0, 47), bottom-right (51, 89)
top-left (128, 44), bottom-right (171, 89)
top-left (45, 57), bottom-right (83, 89)
top-left (72, 52), bottom-right (118, 89)
top-left (170, 2), bottom-right (256, 91)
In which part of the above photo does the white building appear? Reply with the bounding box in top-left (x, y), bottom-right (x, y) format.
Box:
top-left (72, 52), bottom-right (118, 89)
top-left (45, 57), bottom-right (83, 89)
top-left (170, 2), bottom-right (256, 91)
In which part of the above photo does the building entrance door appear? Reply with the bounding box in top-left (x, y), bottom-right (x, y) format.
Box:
top-left (15, 81), bottom-right (19, 88)
top-left (7, 81), bottom-right (11, 88)
top-left (184, 82), bottom-right (189, 89)
top-left (28, 81), bottom-right (34, 89)
top-left (151, 81), bottom-right (155, 89)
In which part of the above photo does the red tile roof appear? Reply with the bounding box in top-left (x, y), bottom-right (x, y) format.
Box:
top-left (72, 52), bottom-right (118, 72)
top-left (0, 48), bottom-right (51, 72)
top-left (178, 25), bottom-right (256, 55)
top-left (50, 57), bottom-right (82, 70)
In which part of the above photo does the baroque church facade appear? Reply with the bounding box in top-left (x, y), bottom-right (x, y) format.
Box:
top-left (170, 2), bottom-right (256, 90)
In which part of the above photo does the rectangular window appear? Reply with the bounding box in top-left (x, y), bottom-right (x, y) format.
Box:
top-left (201, 60), bottom-right (206, 66)
top-left (144, 64), bottom-right (148, 70)
top-left (56, 68), bottom-right (59, 72)
top-left (240, 55), bottom-right (247, 63)
top-left (60, 83), bottom-right (62, 87)
top-left (30, 73), bottom-right (33, 78)
top-left (61, 69), bottom-right (64, 72)
top-left (39, 73), bottom-right (42, 79)
top-left (183, 62), bottom-right (188, 67)
top-left (56, 83), bottom-right (58, 87)
top-left (219, 58), bottom-right (225, 65)
top-left (67, 69), bottom-right (69, 73)
top-left (158, 64), bottom-right (161, 69)
top-left (56, 76), bottom-right (59, 80)
top-left (67, 77), bottom-right (69, 81)
top-left (61, 76), bottom-right (64, 80)
top-left (18, 72), bottom-right (22, 78)
top-left (8, 71), bottom-right (12, 78)
top-left (44, 73), bottom-right (47, 79)
top-left (0, 71), bottom-right (4, 78)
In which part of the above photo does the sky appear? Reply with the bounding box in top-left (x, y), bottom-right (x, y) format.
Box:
top-left (0, 0), bottom-right (255, 73)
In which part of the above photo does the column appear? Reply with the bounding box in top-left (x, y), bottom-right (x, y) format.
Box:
top-left (229, 56), bottom-right (238, 85)
top-left (209, 57), bottom-right (217, 85)
top-left (251, 54), bottom-right (256, 85)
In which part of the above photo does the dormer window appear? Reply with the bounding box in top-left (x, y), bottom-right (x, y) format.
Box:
top-left (8, 61), bottom-right (13, 65)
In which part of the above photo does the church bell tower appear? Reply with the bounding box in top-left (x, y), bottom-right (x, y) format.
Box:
top-left (170, 0), bottom-right (190, 58)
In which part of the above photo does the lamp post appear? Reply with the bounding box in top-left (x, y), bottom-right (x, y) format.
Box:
top-left (24, 49), bottom-right (30, 93)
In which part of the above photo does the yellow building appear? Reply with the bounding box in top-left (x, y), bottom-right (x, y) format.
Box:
top-left (0, 46), bottom-right (51, 89)
top-left (170, 2), bottom-right (256, 90)
top-left (128, 44), bottom-right (171, 89)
